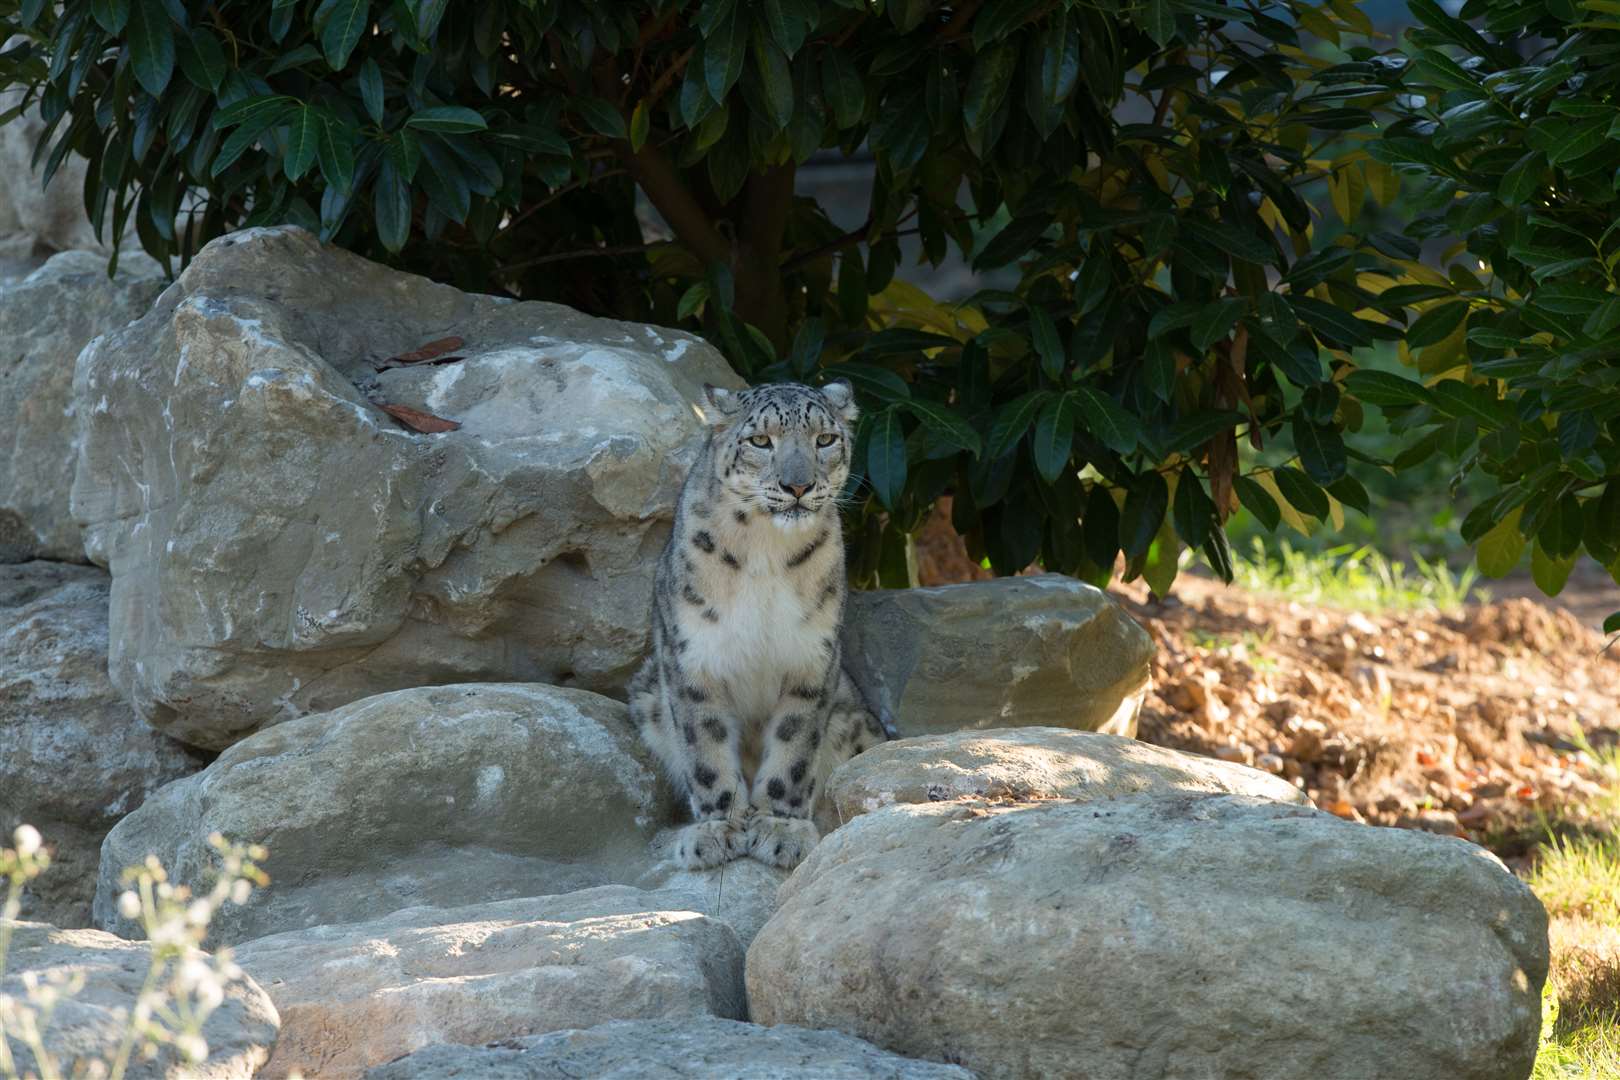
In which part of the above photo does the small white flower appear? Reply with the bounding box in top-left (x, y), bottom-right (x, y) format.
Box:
top-left (230, 880), bottom-right (251, 905)
top-left (175, 1033), bottom-right (208, 1062)
top-left (186, 899), bottom-right (211, 927)
top-left (117, 891), bottom-right (142, 920)
top-left (13, 825), bottom-right (41, 857)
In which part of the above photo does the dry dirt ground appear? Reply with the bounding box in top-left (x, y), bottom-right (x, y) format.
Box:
top-left (914, 503), bottom-right (1620, 864)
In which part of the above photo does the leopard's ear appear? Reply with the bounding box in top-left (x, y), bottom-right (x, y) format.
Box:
top-left (695, 384), bottom-right (743, 426)
top-left (820, 379), bottom-right (859, 424)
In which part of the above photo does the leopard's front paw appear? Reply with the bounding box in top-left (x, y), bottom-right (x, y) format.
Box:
top-left (745, 814), bottom-right (820, 869)
top-left (672, 818), bottom-right (749, 869)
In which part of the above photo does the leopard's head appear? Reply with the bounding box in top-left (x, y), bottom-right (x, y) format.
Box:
top-left (698, 381), bottom-right (859, 527)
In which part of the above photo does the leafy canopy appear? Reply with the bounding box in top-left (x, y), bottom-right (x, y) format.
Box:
top-left (0, 0), bottom-right (1413, 590)
top-left (1343, 0), bottom-right (1620, 632)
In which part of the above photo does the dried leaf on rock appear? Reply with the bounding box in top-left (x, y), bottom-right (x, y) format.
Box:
top-left (378, 403), bottom-right (461, 433)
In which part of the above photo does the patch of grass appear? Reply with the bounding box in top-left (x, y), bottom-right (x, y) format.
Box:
top-left (1230, 537), bottom-right (1485, 613)
top-left (1531, 727), bottom-right (1620, 1076)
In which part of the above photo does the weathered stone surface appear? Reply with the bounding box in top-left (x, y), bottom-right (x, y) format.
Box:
top-left (815, 726), bottom-right (1307, 834)
top-left (363, 1018), bottom-right (976, 1080)
top-left (0, 923), bottom-right (279, 1079)
top-left (842, 575), bottom-right (1153, 739)
top-left (235, 887), bottom-right (745, 1080)
top-left (94, 683), bottom-right (674, 945)
top-left (638, 829), bottom-right (789, 949)
top-left (0, 251), bottom-right (165, 562)
top-left (0, 562), bottom-right (203, 927)
top-left (71, 225), bottom-right (741, 749)
top-left (750, 795), bottom-right (1547, 1080)
top-left (0, 100), bottom-right (108, 255)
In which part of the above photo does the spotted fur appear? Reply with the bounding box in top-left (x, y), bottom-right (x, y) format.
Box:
top-left (628, 381), bottom-right (887, 870)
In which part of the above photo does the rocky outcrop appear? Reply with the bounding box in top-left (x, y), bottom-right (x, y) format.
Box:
top-left (70, 225), bottom-right (742, 749)
top-left (235, 888), bottom-right (745, 1080)
top-left (362, 1018), bottom-right (976, 1079)
top-left (0, 923), bottom-right (279, 1079)
top-left (0, 251), bottom-right (165, 563)
top-left (749, 795), bottom-right (1547, 1080)
top-left (0, 103), bottom-right (109, 256)
top-left (0, 562), bottom-right (202, 928)
top-left (94, 684), bottom-right (674, 945)
top-left (842, 576), bottom-right (1153, 739)
top-left (639, 831), bottom-right (791, 950)
top-left (814, 726), bottom-right (1306, 834)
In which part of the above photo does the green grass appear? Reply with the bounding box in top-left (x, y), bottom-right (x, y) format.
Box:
top-left (1530, 731), bottom-right (1620, 1077)
top-left (1228, 536), bottom-right (1485, 613)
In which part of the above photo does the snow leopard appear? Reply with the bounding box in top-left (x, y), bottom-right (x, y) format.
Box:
top-left (628, 380), bottom-right (887, 870)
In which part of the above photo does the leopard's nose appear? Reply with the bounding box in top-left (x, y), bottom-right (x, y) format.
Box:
top-left (780, 481), bottom-right (811, 499)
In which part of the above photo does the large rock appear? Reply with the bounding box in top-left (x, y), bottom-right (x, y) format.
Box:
top-left (749, 795), bottom-right (1547, 1080)
top-left (0, 250), bottom-right (165, 562)
top-left (639, 830), bottom-right (790, 950)
top-left (71, 225), bottom-right (741, 749)
top-left (0, 923), bottom-right (279, 1079)
top-left (364, 1018), bottom-right (977, 1079)
top-left (0, 562), bottom-right (202, 927)
top-left (842, 576), bottom-right (1153, 739)
top-left (235, 887), bottom-right (745, 1080)
top-left (0, 100), bottom-right (108, 255)
top-left (94, 683), bottom-right (674, 945)
top-left (814, 726), bottom-right (1306, 834)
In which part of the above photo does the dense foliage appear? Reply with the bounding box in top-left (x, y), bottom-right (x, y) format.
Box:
top-left (0, 0), bottom-right (1413, 589)
top-left (1345, 0), bottom-right (1620, 630)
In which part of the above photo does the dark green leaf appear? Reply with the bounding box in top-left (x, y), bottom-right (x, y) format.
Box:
top-left (1345, 369), bottom-right (1434, 408)
top-left (1072, 386), bottom-right (1141, 456)
top-left (1029, 306), bottom-right (1064, 380)
top-left (127, 0), bottom-right (175, 96)
top-left (1234, 475), bottom-right (1281, 531)
top-left (1273, 467), bottom-right (1329, 520)
top-left (359, 59), bottom-right (385, 123)
top-left (1191, 298), bottom-right (1245, 352)
top-left (317, 117), bottom-right (356, 193)
top-left (986, 391), bottom-right (1050, 460)
top-left (1293, 415), bottom-right (1347, 485)
top-left (1327, 474), bottom-right (1371, 516)
top-left (321, 0), bottom-right (368, 70)
top-left (284, 107), bottom-right (320, 181)
top-left (900, 398), bottom-right (983, 457)
top-left (408, 106), bottom-right (490, 134)
top-left (867, 409), bottom-right (908, 510)
top-left (1119, 471), bottom-right (1170, 560)
top-left (1172, 471), bottom-right (1214, 548)
top-left (92, 0), bottom-right (129, 33)
top-left (1031, 394), bottom-right (1077, 484)
top-left (963, 42), bottom-right (1016, 134)
top-left (1406, 301), bottom-right (1469, 349)
top-left (821, 49), bottom-right (864, 128)
top-left (1538, 493), bottom-right (1585, 560)
top-left (373, 158), bottom-right (410, 252)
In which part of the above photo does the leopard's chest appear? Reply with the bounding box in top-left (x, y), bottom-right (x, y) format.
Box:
top-left (682, 551), bottom-right (831, 720)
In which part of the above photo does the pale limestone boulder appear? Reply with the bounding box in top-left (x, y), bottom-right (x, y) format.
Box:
top-left (815, 726), bottom-right (1306, 834)
top-left (638, 829), bottom-right (791, 949)
top-left (0, 250), bottom-right (164, 562)
top-left (0, 98), bottom-right (109, 255)
top-left (363, 1018), bottom-right (977, 1079)
top-left (93, 684), bottom-right (675, 945)
top-left (70, 225), bottom-right (741, 749)
top-left (749, 795), bottom-right (1547, 1080)
top-left (0, 562), bottom-right (202, 927)
top-left (234, 887), bottom-right (745, 1080)
top-left (842, 576), bottom-right (1153, 738)
top-left (0, 923), bottom-right (278, 1079)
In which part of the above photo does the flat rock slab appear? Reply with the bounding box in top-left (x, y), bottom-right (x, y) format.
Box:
top-left (842, 576), bottom-right (1154, 739)
top-left (363, 1018), bottom-right (977, 1079)
top-left (70, 225), bottom-right (741, 749)
top-left (1, 923), bottom-right (279, 1079)
top-left (0, 250), bottom-right (164, 562)
top-left (235, 887), bottom-right (745, 1080)
top-left (94, 683), bottom-right (675, 945)
top-left (0, 561), bottom-right (201, 927)
top-left (749, 795), bottom-right (1547, 1080)
top-left (638, 829), bottom-right (791, 949)
top-left (815, 726), bottom-right (1306, 834)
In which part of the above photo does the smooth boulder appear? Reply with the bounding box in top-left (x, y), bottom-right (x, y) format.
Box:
top-left (638, 830), bottom-right (790, 949)
top-left (842, 575), bottom-right (1153, 738)
top-left (0, 251), bottom-right (165, 562)
top-left (235, 887), bottom-right (745, 1080)
top-left (363, 1018), bottom-right (976, 1079)
top-left (814, 726), bottom-right (1306, 834)
top-left (0, 104), bottom-right (109, 255)
top-left (71, 225), bottom-right (741, 749)
top-left (93, 683), bottom-right (674, 945)
top-left (0, 923), bottom-right (279, 1079)
top-left (749, 795), bottom-right (1547, 1080)
top-left (0, 562), bottom-right (202, 927)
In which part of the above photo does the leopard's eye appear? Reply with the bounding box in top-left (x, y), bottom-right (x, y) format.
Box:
top-left (748, 434), bottom-right (773, 449)
top-left (816, 433), bottom-right (839, 448)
